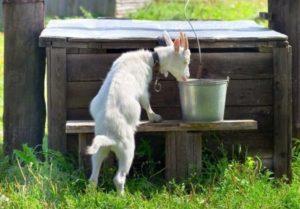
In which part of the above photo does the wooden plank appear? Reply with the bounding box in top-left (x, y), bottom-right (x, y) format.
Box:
top-left (40, 19), bottom-right (287, 43)
top-left (66, 48), bottom-right (79, 54)
top-left (66, 119), bottom-right (257, 134)
top-left (67, 106), bottom-right (273, 131)
top-left (269, 0), bottom-right (300, 136)
top-left (165, 132), bottom-right (202, 180)
top-left (41, 39), bottom-right (281, 49)
top-left (190, 53), bottom-right (273, 79)
top-left (273, 46), bottom-right (292, 179)
top-left (191, 133), bottom-right (202, 174)
top-left (48, 47), bottom-right (67, 152)
top-left (139, 120), bottom-right (258, 132)
top-left (269, 0), bottom-right (300, 138)
top-left (67, 53), bottom-right (119, 81)
top-left (152, 79), bottom-right (273, 107)
top-left (67, 79), bottom-right (273, 108)
top-left (78, 48), bottom-right (106, 54)
top-left (213, 132), bottom-right (273, 150)
top-left (67, 53), bottom-right (273, 82)
top-left (165, 132), bottom-right (176, 180)
top-left (78, 133), bottom-right (87, 167)
top-left (67, 82), bottom-right (99, 108)
top-left (204, 132), bottom-right (274, 169)
top-left (3, 1), bottom-right (46, 155)
top-left (262, 158), bottom-right (273, 170)
top-left (225, 106), bottom-right (273, 131)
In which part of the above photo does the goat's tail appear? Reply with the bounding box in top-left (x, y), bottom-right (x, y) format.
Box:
top-left (86, 135), bottom-right (116, 155)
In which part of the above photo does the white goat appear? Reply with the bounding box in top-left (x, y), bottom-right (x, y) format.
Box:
top-left (87, 32), bottom-right (191, 195)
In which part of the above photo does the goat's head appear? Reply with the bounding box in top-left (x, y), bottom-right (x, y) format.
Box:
top-left (156, 31), bottom-right (191, 82)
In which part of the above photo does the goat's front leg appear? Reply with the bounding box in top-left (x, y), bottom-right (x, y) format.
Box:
top-left (140, 92), bottom-right (162, 122)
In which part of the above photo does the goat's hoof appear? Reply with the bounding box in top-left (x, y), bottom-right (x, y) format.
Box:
top-left (149, 113), bottom-right (162, 123)
top-left (88, 179), bottom-right (98, 187)
top-left (118, 190), bottom-right (125, 196)
top-left (86, 180), bottom-right (98, 191)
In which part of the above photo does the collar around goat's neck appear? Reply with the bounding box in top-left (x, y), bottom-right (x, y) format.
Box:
top-left (152, 51), bottom-right (162, 92)
top-left (152, 51), bottom-right (160, 74)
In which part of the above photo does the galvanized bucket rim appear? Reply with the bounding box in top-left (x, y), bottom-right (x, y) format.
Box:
top-left (179, 78), bottom-right (229, 86)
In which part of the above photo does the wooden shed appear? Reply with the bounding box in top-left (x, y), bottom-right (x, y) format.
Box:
top-left (39, 19), bottom-right (292, 178)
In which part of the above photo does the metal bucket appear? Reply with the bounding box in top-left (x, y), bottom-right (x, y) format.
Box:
top-left (178, 78), bottom-right (229, 122)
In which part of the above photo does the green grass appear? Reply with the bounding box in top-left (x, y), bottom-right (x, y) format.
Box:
top-left (0, 142), bottom-right (300, 208)
top-left (128, 0), bottom-right (267, 21)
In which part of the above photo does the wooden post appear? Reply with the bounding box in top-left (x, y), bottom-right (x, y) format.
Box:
top-left (273, 45), bottom-right (292, 180)
top-left (78, 133), bottom-right (87, 167)
top-left (47, 47), bottom-right (67, 152)
top-left (269, 0), bottom-right (300, 136)
top-left (165, 132), bottom-right (202, 181)
top-left (3, 0), bottom-right (45, 154)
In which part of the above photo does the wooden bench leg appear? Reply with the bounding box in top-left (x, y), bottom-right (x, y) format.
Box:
top-left (165, 132), bottom-right (202, 181)
top-left (78, 133), bottom-right (88, 168)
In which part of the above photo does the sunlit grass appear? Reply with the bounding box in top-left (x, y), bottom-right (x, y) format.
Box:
top-left (129, 0), bottom-right (268, 22)
top-left (0, 143), bottom-right (300, 208)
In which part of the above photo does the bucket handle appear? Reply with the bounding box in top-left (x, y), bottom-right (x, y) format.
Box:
top-left (226, 76), bottom-right (230, 85)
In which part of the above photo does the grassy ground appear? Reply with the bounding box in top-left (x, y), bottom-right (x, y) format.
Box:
top-left (0, 141), bottom-right (300, 208)
top-left (129, 0), bottom-right (267, 21)
top-left (2, 0), bottom-right (300, 208)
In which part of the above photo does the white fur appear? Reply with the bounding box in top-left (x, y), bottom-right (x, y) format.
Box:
top-left (87, 32), bottom-right (191, 195)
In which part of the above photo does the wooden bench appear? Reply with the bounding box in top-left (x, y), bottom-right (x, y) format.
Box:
top-left (66, 120), bottom-right (257, 180)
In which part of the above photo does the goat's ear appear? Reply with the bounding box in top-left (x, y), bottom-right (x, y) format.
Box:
top-left (163, 31), bottom-right (173, 46)
top-left (174, 38), bottom-right (180, 53)
top-left (164, 71), bottom-right (169, 78)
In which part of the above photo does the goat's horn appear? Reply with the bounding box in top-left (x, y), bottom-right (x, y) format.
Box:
top-left (180, 32), bottom-right (185, 48)
top-left (184, 33), bottom-right (189, 50)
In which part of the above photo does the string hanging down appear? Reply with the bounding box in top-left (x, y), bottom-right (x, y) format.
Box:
top-left (185, 0), bottom-right (203, 78)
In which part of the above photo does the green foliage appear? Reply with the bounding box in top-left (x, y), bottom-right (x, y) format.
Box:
top-left (128, 0), bottom-right (267, 22)
top-left (79, 7), bottom-right (96, 19)
top-left (0, 142), bottom-right (300, 208)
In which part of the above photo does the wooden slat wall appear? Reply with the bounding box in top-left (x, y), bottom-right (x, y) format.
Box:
top-left (67, 53), bottom-right (273, 81)
top-left (65, 50), bottom-right (274, 168)
top-left (66, 80), bottom-right (272, 108)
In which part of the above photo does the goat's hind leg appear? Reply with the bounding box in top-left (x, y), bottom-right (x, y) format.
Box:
top-left (113, 144), bottom-right (135, 195)
top-left (89, 147), bottom-right (110, 185)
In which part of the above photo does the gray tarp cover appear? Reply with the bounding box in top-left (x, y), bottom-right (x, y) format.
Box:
top-left (40, 19), bottom-right (287, 42)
